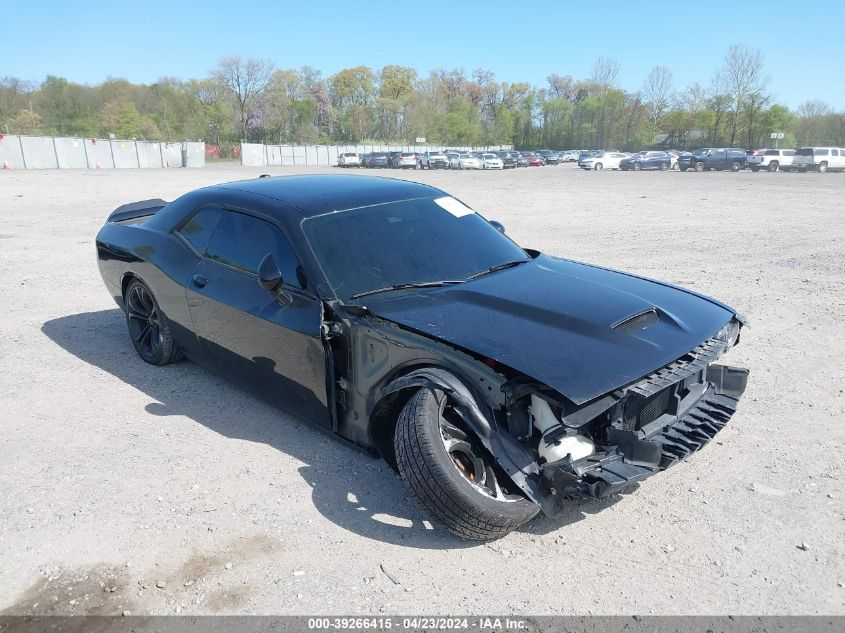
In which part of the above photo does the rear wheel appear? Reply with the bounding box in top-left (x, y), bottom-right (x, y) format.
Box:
top-left (659, 161), bottom-right (668, 171)
top-left (768, 161), bottom-right (779, 172)
top-left (750, 166), bottom-right (760, 172)
top-left (124, 280), bottom-right (180, 366)
top-left (395, 388), bottom-right (538, 541)
top-left (731, 161), bottom-right (741, 172)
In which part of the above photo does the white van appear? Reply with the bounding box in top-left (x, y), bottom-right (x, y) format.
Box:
top-left (791, 147), bottom-right (845, 172)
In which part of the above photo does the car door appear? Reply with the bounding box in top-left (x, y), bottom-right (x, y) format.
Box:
top-left (186, 208), bottom-right (330, 427)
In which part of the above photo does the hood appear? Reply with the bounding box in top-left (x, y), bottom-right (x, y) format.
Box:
top-left (363, 254), bottom-right (736, 404)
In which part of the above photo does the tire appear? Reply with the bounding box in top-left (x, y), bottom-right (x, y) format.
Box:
top-left (659, 161), bottom-right (668, 171)
top-left (395, 388), bottom-right (539, 541)
top-left (694, 161), bottom-right (705, 172)
top-left (818, 162), bottom-right (828, 173)
top-left (768, 161), bottom-right (779, 172)
top-left (594, 162), bottom-right (603, 171)
top-left (124, 279), bottom-right (180, 366)
top-left (750, 166), bottom-right (759, 172)
top-left (679, 166), bottom-right (688, 172)
top-left (632, 163), bottom-right (641, 171)
top-left (731, 161), bottom-right (741, 172)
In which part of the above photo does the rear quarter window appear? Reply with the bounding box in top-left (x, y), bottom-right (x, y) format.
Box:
top-left (816, 149), bottom-right (829, 156)
top-left (176, 207), bottom-right (220, 255)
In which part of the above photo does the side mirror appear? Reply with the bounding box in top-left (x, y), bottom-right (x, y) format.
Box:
top-left (258, 253), bottom-right (283, 292)
top-left (489, 220), bottom-right (506, 234)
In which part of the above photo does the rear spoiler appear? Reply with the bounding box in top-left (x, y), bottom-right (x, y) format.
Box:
top-left (107, 198), bottom-right (168, 223)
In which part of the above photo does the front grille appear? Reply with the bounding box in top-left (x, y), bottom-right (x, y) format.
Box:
top-left (622, 387), bottom-right (672, 430)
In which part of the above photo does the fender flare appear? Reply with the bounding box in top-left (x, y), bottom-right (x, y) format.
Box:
top-left (373, 367), bottom-right (492, 440)
top-left (372, 367), bottom-right (548, 510)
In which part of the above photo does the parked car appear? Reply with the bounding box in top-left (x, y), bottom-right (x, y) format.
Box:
top-left (522, 151), bottom-right (544, 167)
top-left (480, 153), bottom-right (504, 169)
top-left (678, 148), bottom-right (746, 172)
top-left (747, 148), bottom-right (795, 172)
top-left (358, 153), bottom-right (371, 167)
top-left (421, 151), bottom-right (450, 169)
top-left (620, 151), bottom-right (671, 171)
top-left (791, 147), bottom-right (845, 173)
top-left (558, 151), bottom-right (578, 163)
top-left (96, 174), bottom-right (748, 540)
top-left (368, 152), bottom-right (390, 168)
top-left (390, 152), bottom-right (418, 169)
top-left (495, 151), bottom-right (517, 169)
top-left (337, 152), bottom-right (360, 168)
top-left (580, 151), bottom-right (628, 171)
top-left (451, 152), bottom-right (483, 170)
top-left (444, 152), bottom-right (460, 168)
top-left (513, 152), bottom-right (529, 167)
top-left (537, 150), bottom-right (560, 165)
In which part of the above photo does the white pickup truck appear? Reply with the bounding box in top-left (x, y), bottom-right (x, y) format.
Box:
top-left (747, 148), bottom-right (795, 172)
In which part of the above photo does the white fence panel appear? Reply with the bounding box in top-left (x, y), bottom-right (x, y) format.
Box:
top-left (54, 137), bottom-right (88, 168)
top-left (84, 139), bottom-right (114, 169)
top-left (136, 142), bottom-right (163, 168)
top-left (163, 143), bottom-right (182, 167)
top-left (0, 135), bottom-right (26, 169)
top-left (110, 140), bottom-right (139, 168)
top-left (184, 142), bottom-right (205, 168)
top-left (20, 136), bottom-right (58, 169)
top-left (240, 143), bottom-right (266, 166)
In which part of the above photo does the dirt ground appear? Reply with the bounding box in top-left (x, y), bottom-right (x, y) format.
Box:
top-left (0, 164), bottom-right (843, 616)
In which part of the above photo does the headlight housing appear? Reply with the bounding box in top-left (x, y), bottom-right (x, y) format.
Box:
top-left (714, 319), bottom-right (741, 349)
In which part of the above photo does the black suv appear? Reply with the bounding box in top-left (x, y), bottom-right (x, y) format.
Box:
top-left (678, 148), bottom-right (746, 172)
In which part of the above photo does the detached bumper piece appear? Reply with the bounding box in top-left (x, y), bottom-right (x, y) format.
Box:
top-left (543, 365), bottom-right (748, 502)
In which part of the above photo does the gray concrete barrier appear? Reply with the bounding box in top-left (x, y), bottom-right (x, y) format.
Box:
top-left (20, 136), bottom-right (59, 169)
top-left (0, 134), bottom-right (206, 170)
top-left (0, 135), bottom-right (26, 169)
top-left (54, 137), bottom-right (88, 169)
top-left (238, 143), bottom-right (512, 167)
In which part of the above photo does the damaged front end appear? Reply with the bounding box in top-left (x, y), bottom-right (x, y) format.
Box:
top-left (504, 320), bottom-right (749, 515)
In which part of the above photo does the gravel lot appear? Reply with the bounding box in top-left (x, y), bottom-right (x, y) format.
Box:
top-left (1, 164), bottom-right (843, 616)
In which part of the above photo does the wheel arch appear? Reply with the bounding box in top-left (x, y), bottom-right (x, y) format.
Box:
top-left (368, 365), bottom-right (494, 471)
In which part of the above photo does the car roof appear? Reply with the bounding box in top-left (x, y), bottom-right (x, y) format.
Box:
top-left (211, 174), bottom-right (443, 218)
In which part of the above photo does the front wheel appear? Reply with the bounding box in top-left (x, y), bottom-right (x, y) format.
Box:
top-left (124, 279), bottom-right (180, 366)
top-left (594, 162), bottom-right (603, 171)
top-left (818, 162), bottom-right (828, 173)
top-left (694, 161), bottom-right (705, 172)
top-left (632, 163), bottom-right (641, 171)
top-left (395, 388), bottom-right (538, 541)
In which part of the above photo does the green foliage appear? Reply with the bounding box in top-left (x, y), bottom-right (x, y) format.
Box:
top-left (3, 51), bottom-right (844, 149)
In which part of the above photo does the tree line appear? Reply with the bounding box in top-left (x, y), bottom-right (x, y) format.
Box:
top-left (2, 45), bottom-right (843, 155)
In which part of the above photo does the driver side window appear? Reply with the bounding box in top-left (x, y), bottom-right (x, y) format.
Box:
top-left (206, 210), bottom-right (305, 290)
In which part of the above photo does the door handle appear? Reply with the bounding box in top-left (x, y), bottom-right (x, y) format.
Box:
top-left (192, 274), bottom-right (208, 288)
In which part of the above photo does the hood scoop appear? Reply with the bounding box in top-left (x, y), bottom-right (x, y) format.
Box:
top-left (613, 308), bottom-right (659, 334)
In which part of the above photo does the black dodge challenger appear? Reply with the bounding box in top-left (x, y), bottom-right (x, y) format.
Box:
top-left (96, 174), bottom-right (749, 540)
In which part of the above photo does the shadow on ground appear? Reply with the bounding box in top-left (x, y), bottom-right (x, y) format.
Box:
top-left (42, 309), bottom-right (612, 547)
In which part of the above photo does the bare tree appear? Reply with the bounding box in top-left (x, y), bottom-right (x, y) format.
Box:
top-left (213, 56), bottom-right (274, 141)
top-left (719, 44), bottom-right (768, 146)
top-left (642, 66), bottom-right (674, 143)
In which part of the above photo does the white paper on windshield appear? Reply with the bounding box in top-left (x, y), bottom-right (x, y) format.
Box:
top-left (434, 196), bottom-right (474, 217)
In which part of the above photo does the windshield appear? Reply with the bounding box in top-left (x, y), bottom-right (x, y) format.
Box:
top-left (483, 154), bottom-right (497, 159)
top-left (302, 197), bottom-right (527, 301)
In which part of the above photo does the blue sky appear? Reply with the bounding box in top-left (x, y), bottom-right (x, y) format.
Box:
top-left (8, 1), bottom-right (843, 109)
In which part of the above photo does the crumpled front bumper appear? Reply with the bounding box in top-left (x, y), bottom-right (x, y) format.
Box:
top-left (543, 365), bottom-right (749, 503)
